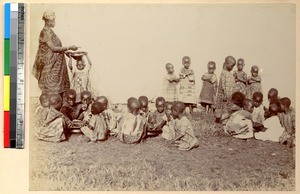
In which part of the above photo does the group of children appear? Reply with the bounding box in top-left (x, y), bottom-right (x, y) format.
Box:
top-left (34, 53), bottom-right (295, 150)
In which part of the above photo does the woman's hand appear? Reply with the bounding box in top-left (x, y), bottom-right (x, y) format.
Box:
top-left (69, 45), bottom-right (78, 51)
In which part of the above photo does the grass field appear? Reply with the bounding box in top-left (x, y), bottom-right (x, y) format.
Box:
top-left (29, 99), bottom-right (295, 191)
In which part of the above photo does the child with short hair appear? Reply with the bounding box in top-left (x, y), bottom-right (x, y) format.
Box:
top-left (278, 97), bottom-right (295, 147)
top-left (96, 96), bottom-right (117, 135)
top-left (163, 63), bottom-right (179, 102)
top-left (254, 104), bottom-right (285, 142)
top-left (118, 98), bottom-right (146, 144)
top-left (224, 99), bottom-right (255, 139)
top-left (36, 94), bottom-right (72, 143)
top-left (233, 58), bottom-right (247, 95)
top-left (78, 90), bottom-right (93, 120)
top-left (169, 101), bottom-right (199, 150)
top-left (248, 65), bottom-right (262, 98)
top-left (146, 97), bottom-right (167, 135)
top-left (178, 56), bottom-right (197, 114)
top-left (35, 93), bottom-right (50, 127)
top-left (80, 102), bottom-right (107, 142)
top-left (252, 92), bottom-right (264, 124)
top-left (199, 61), bottom-right (218, 115)
top-left (67, 52), bottom-right (92, 102)
top-left (138, 96), bottom-right (151, 118)
top-left (162, 102), bottom-right (176, 140)
top-left (264, 88), bottom-right (280, 119)
top-left (60, 89), bottom-right (83, 120)
top-left (215, 56), bottom-right (237, 122)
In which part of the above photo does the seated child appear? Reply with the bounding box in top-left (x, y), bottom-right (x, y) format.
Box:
top-left (117, 97), bottom-right (137, 122)
top-left (199, 61), bottom-right (218, 115)
top-left (78, 90), bottom-right (93, 120)
top-left (163, 63), bottom-right (179, 102)
top-left (264, 88), bottom-right (280, 119)
top-left (60, 89), bottom-right (83, 120)
top-left (35, 93), bottom-right (50, 126)
top-left (169, 101), bottom-right (199, 150)
top-left (224, 99), bottom-right (254, 139)
top-left (278, 97), bottom-right (295, 147)
top-left (96, 96), bottom-right (117, 135)
top-left (162, 102), bottom-right (176, 140)
top-left (146, 97), bottom-right (167, 135)
top-left (252, 92), bottom-right (264, 124)
top-left (138, 96), bottom-right (151, 118)
top-left (35, 94), bottom-right (72, 143)
top-left (68, 52), bottom-right (92, 102)
top-left (247, 65), bottom-right (262, 98)
top-left (233, 58), bottom-right (247, 95)
top-left (254, 104), bottom-right (284, 142)
top-left (118, 98), bottom-right (146, 144)
top-left (80, 102), bottom-right (107, 142)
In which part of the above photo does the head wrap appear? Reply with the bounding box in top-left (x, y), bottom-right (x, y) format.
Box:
top-left (42, 10), bottom-right (55, 21)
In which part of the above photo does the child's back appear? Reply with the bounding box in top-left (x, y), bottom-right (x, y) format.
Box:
top-left (254, 115), bottom-right (284, 142)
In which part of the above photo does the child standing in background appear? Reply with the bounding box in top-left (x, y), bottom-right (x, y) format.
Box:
top-left (178, 56), bottom-right (197, 114)
top-left (199, 61), bottom-right (218, 115)
top-left (248, 65), bottom-right (262, 98)
top-left (233, 58), bottom-right (247, 95)
top-left (68, 52), bottom-right (92, 102)
top-left (163, 63), bottom-right (179, 102)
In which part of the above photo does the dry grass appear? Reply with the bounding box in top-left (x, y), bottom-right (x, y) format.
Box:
top-left (29, 98), bottom-right (295, 191)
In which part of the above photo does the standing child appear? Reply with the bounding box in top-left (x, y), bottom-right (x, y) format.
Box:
top-left (162, 102), bottom-right (176, 140)
top-left (80, 102), bottom-right (107, 142)
top-left (252, 92), bottom-right (265, 124)
top-left (169, 101), bottom-right (199, 150)
top-left (178, 56), bottom-right (197, 114)
top-left (278, 97), bottom-right (295, 147)
top-left (199, 61), bottom-right (218, 115)
top-left (68, 52), bottom-right (92, 102)
top-left (215, 56), bottom-right (236, 122)
top-left (248, 65), bottom-right (262, 98)
top-left (146, 97), bottom-right (167, 135)
top-left (233, 58), bottom-right (247, 95)
top-left (96, 96), bottom-right (117, 136)
top-left (163, 63), bottom-right (179, 102)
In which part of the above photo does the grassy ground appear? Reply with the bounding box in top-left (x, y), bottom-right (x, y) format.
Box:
top-left (29, 98), bottom-right (295, 191)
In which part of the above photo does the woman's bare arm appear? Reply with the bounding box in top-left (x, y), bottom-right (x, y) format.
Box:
top-left (46, 41), bottom-right (78, 52)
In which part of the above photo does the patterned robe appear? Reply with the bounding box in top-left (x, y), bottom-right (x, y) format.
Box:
top-left (234, 70), bottom-right (248, 95)
top-left (199, 73), bottom-right (218, 105)
top-left (163, 73), bottom-right (178, 102)
top-left (178, 68), bottom-right (197, 104)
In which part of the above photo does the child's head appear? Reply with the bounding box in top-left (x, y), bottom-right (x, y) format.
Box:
top-left (128, 99), bottom-right (140, 116)
top-left (251, 65), bottom-right (259, 77)
top-left (232, 92), bottom-right (246, 108)
top-left (252, 92), bottom-right (263, 108)
top-left (66, 89), bottom-right (76, 107)
top-left (138, 96), bottom-right (149, 113)
top-left (279, 97), bottom-right (291, 113)
top-left (207, 61), bottom-right (216, 74)
top-left (96, 96), bottom-right (108, 109)
top-left (91, 102), bottom-right (105, 115)
top-left (80, 91), bottom-right (92, 110)
top-left (76, 59), bottom-right (86, 71)
top-left (49, 94), bottom-right (63, 111)
top-left (39, 93), bottom-right (49, 108)
top-left (182, 56), bottom-right (191, 69)
top-left (127, 97), bottom-right (137, 109)
top-left (165, 102), bottom-right (173, 118)
top-left (171, 101), bottom-right (185, 119)
top-left (165, 63), bottom-right (174, 74)
top-left (268, 88), bottom-right (278, 103)
top-left (224, 56), bottom-right (236, 72)
top-left (243, 99), bottom-right (254, 113)
top-left (155, 97), bottom-right (166, 113)
top-left (237, 58), bottom-right (245, 71)
top-left (268, 104), bottom-right (279, 117)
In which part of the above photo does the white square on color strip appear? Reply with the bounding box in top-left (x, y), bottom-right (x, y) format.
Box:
top-left (11, 3), bottom-right (18, 11)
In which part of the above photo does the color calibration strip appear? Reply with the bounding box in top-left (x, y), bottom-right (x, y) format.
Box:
top-left (4, 3), bottom-right (25, 148)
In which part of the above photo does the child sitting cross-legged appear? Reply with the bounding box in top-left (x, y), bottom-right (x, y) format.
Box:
top-left (35, 93), bottom-right (50, 126)
top-left (161, 102), bottom-right (176, 140)
top-left (60, 89), bottom-right (83, 121)
top-left (169, 101), bottom-right (199, 150)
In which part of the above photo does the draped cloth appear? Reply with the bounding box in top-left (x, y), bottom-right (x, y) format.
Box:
top-left (32, 27), bottom-right (70, 94)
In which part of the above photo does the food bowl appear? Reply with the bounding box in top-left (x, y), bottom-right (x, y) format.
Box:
top-left (65, 51), bottom-right (86, 61)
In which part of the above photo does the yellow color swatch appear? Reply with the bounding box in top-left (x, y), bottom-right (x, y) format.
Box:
top-left (4, 75), bottom-right (10, 111)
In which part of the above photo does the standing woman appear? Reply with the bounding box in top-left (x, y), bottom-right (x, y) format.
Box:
top-left (32, 10), bottom-right (78, 98)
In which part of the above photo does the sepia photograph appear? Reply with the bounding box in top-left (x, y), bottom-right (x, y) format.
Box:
top-left (29, 3), bottom-right (295, 191)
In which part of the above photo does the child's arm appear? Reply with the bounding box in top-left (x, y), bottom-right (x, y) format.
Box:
top-left (248, 76), bottom-right (261, 83)
top-left (152, 119), bottom-right (167, 131)
top-left (169, 133), bottom-right (184, 145)
top-left (68, 57), bottom-right (73, 71)
top-left (73, 104), bottom-right (83, 119)
top-left (237, 73), bottom-right (247, 84)
top-left (84, 52), bottom-right (92, 69)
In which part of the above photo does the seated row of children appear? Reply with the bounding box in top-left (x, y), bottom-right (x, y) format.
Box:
top-left (221, 88), bottom-right (295, 147)
top-left (34, 90), bottom-right (199, 150)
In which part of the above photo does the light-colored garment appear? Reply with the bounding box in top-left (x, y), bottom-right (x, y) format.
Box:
top-left (118, 113), bottom-right (146, 144)
top-left (81, 114), bottom-right (107, 141)
top-left (162, 119), bottom-right (176, 140)
top-left (178, 68), bottom-right (197, 104)
top-left (34, 106), bottom-right (49, 127)
top-left (224, 110), bottom-right (254, 139)
top-left (247, 75), bottom-right (262, 98)
top-left (199, 72), bottom-right (218, 105)
top-left (255, 116), bottom-right (284, 142)
top-left (234, 70), bottom-right (248, 95)
top-left (35, 107), bottom-right (71, 143)
top-left (102, 108), bottom-right (117, 134)
top-left (174, 116), bottom-right (199, 150)
top-left (70, 64), bottom-right (92, 102)
top-left (252, 104), bottom-right (265, 124)
top-left (163, 73), bottom-right (178, 102)
top-left (278, 108), bottom-right (295, 144)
